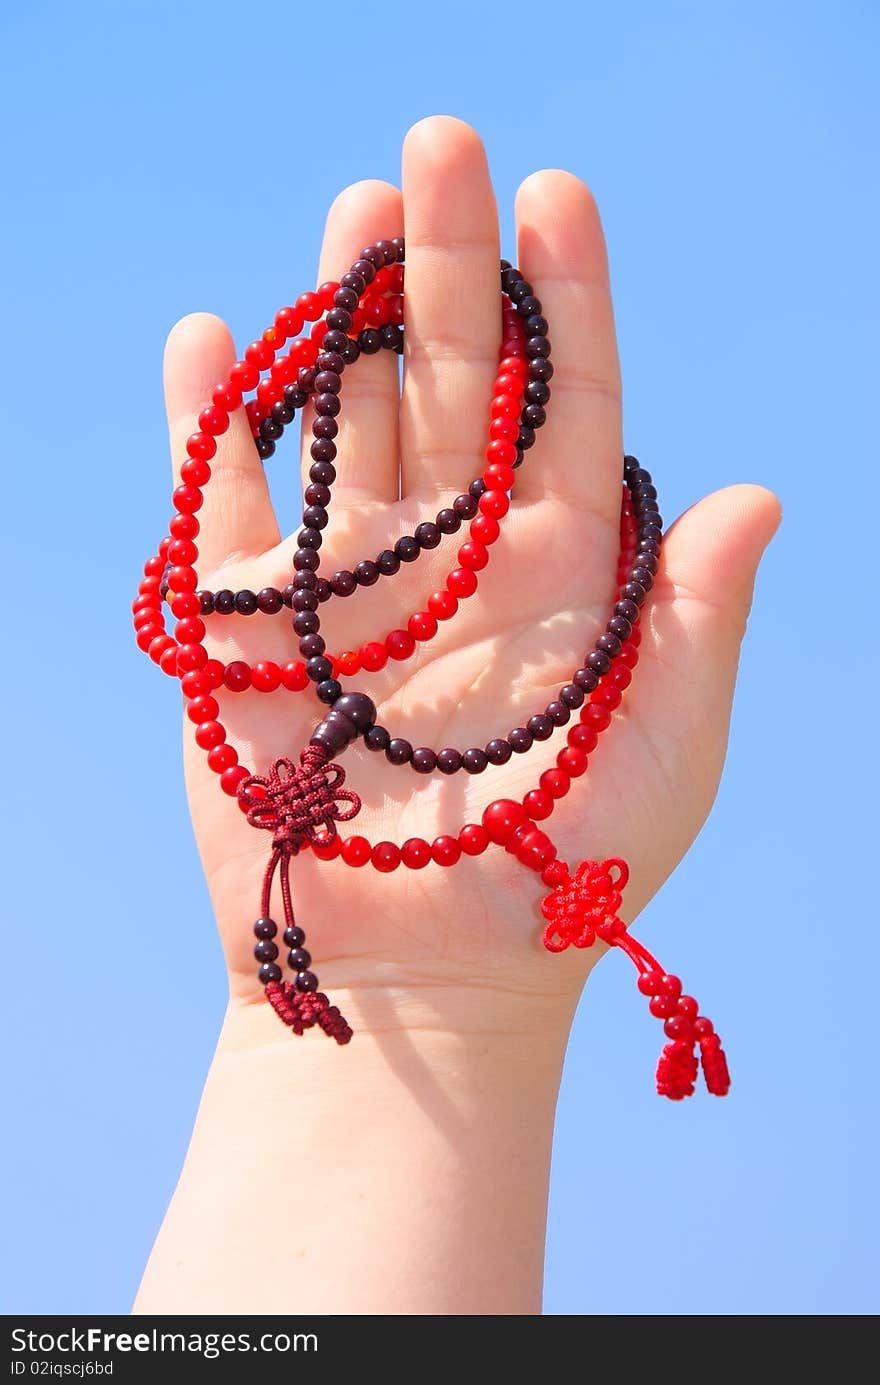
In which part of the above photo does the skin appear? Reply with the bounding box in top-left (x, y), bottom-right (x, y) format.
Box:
top-left (134, 116), bottom-right (780, 1315)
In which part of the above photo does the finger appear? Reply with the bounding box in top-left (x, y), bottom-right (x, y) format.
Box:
top-left (514, 171), bottom-right (622, 521)
top-left (399, 116), bottom-right (500, 496)
top-left (165, 313), bottom-right (280, 571)
top-left (303, 180), bottom-right (404, 506)
top-left (637, 484), bottom-right (782, 808)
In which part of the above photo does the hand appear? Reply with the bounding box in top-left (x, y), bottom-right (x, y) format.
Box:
top-left (162, 116), bottom-right (780, 1042)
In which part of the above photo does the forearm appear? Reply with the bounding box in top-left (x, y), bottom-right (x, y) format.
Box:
top-left (134, 988), bottom-right (572, 1316)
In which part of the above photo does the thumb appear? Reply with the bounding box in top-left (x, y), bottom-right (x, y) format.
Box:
top-left (629, 483), bottom-right (781, 821)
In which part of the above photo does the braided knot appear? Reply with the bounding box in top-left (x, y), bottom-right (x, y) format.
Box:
top-left (540, 857), bottom-right (629, 952)
top-left (237, 745), bottom-right (361, 853)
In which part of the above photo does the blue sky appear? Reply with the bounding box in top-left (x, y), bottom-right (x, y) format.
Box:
top-left (1, 0), bottom-right (876, 1314)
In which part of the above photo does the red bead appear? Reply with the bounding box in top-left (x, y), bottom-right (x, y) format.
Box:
top-left (224, 660), bottom-right (251, 692)
top-left (186, 695), bottom-right (219, 724)
top-left (207, 744), bottom-right (238, 772)
top-left (212, 381), bottom-right (242, 412)
top-left (428, 590), bottom-right (458, 621)
top-left (431, 835), bottom-right (461, 867)
top-left (485, 438), bottom-right (517, 468)
top-left (174, 616), bottom-right (204, 644)
top-left (167, 566), bottom-right (197, 593)
top-left (148, 635), bottom-right (175, 665)
top-left (181, 669), bottom-right (209, 697)
top-left (371, 841), bottom-right (401, 873)
top-left (594, 684), bottom-right (623, 710)
top-left (637, 970), bottom-right (663, 996)
top-left (172, 484), bottom-right (203, 513)
top-left (204, 659), bottom-right (224, 689)
top-left (490, 393), bottom-right (519, 419)
top-left (515, 827), bottom-right (557, 872)
top-left (649, 995), bottom-right (676, 1019)
top-left (628, 623), bottom-right (642, 647)
top-left (557, 746), bottom-right (588, 778)
top-left (170, 591), bottom-right (200, 618)
top-left (159, 645), bottom-right (179, 676)
top-left (274, 306), bottom-right (304, 338)
top-left (386, 629), bottom-right (416, 661)
top-left (341, 836), bottom-right (371, 867)
top-left (132, 593), bottom-right (161, 614)
top-left (138, 577), bottom-right (161, 596)
top-left (134, 607), bottom-right (160, 631)
top-left (281, 660), bottom-right (308, 691)
top-left (176, 643), bottom-right (208, 672)
top-left (489, 416), bottom-right (519, 443)
top-left (482, 798), bottom-right (527, 845)
top-left (479, 489), bottom-right (509, 519)
top-left (195, 720), bottom-right (226, 750)
top-left (182, 457), bottom-right (212, 488)
top-left (186, 431), bottom-right (216, 462)
top-left (143, 555), bottom-right (165, 577)
top-left (661, 974), bottom-right (683, 998)
top-left (483, 462), bottom-right (515, 492)
top-left (251, 660), bottom-right (281, 692)
top-left (498, 355), bottom-right (527, 377)
top-left (360, 641), bottom-right (388, 672)
top-left (567, 724), bottom-right (598, 752)
top-left (619, 643), bottom-right (639, 669)
top-left (582, 704), bottom-right (612, 731)
top-left (408, 611), bottom-right (437, 642)
top-left (447, 567), bottom-right (477, 598)
top-left (296, 291), bottom-right (322, 321)
top-left (458, 541), bottom-right (488, 572)
top-left (318, 280), bottom-right (339, 310)
top-left (401, 837), bottom-right (431, 870)
top-left (539, 768), bottom-right (570, 799)
top-left (167, 539), bottom-right (198, 567)
top-left (220, 765), bottom-right (248, 796)
top-left (199, 405), bottom-right (229, 436)
top-left (470, 514), bottom-right (500, 546)
top-left (523, 788), bottom-right (554, 820)
top-left (612, 664), bottom-right (633, 689)
top-left (289, 337), bottom-right (319, 366)
top-left (493, 375), bottom-right (522, 399)
top-left (233, 360), bottom-right (262, 394)
top-left (245, 339), bottom-right (274, 369)
top-left (336, 650), bottom-right (361, 676)
top-left (169, 513), bottom-right (200, 540)
top-left (678, 995), bottom-right (699, 1021)
top-left (136, 624), bottom-right (161, 652)
top-left (181, 673), bottom-right (212, 703)
top-left (458, 823), bottom-right (490, 856)
top-left (256, 378), bottom-right (281, 410)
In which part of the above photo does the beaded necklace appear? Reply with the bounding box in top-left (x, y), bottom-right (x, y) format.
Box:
top-left (133, 238), bottom-right (729, 1100)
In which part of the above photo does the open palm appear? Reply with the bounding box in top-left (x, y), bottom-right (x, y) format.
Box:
top-left (163, 118), bottom-right (779, 1034)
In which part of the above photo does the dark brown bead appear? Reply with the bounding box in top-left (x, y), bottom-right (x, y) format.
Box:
top-left (436, 508), bottom-right (461, 534)
top-left (527, 714), bottom-right (553, 741)
top-left (332, 570), bottom-right (356, 596)
top-left (257, 587), bottom-right (283, 614)
top-left (508, 727), bottom-right (533, 753)
top-left (365, 725), bottom-right (390, 752)
top-left (333, 693), bottom-right (377, 732)
top-left (574, 667), bottom-right (599, 692)
top-left (378, 549), bottom-right (400, 575)
top-left (485, 738), bottom-right (512, 765)
top-left (412, 747), bottom-right (437, 774)
top-left (414, 522), bottom-right (440, 549)
top-left (462, 747), bottom-right (488, 774)
top-left (395, 535), bottom-right (420, 562)
top-left (354, 560), bottom-right (379, 586)
top-left (437, 748), bottom-right (462, 775)
top-left (546, 702), bottom-right (570, 726)
top-left (386, 738), bottom-right (413, 765)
